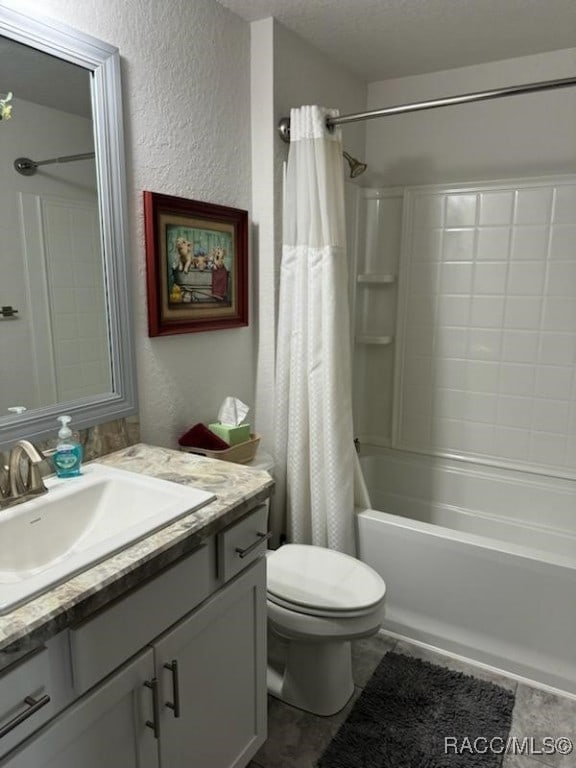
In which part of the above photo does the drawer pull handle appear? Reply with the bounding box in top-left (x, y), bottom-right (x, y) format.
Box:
top-left (0, 693), bottom-right (51, 739)
top-left (164, 660), bottom-right (181, 718)
top-left (235, 531), bottom-right (272, 559)
top-left (144, 678), bottom-right (160, 739)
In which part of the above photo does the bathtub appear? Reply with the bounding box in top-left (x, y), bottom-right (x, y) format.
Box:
top-left (356, 449), bottom-right (576, 694)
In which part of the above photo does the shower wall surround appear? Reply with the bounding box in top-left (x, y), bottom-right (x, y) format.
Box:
top-left (352, 189), bottom-right (403, 444)
top-left (353, 177), bottom-right (576, 479)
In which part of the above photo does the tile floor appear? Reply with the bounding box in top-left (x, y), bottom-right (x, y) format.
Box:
top-left (250, 633), bottom-right (576, 768)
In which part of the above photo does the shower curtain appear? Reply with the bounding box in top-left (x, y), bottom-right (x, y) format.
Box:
top-left (274, 105), bottom-right (356, 555)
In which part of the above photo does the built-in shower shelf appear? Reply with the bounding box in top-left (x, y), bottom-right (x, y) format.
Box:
top-left (355, 335), bottom-right (394, 346)
top-left (357, 273), bottom-right (396, 285)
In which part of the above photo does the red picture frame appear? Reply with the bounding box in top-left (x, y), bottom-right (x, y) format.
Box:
top-left (144, 192), bottom-right (248, 336)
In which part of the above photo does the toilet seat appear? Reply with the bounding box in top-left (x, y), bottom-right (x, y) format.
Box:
top-left (267, 544), bottom-right (386, 619)
top-left (267, 592), bottom-right (381, 619)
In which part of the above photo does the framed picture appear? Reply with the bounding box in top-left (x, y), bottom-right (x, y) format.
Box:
top-left (144, 192), bottom-right (248, 336)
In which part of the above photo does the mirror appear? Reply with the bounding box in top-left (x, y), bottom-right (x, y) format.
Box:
top-left (0, 5), bottom-right (136, 449)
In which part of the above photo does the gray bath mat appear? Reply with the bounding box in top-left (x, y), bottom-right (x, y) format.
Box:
top-left (317, 651), bottom-right (515, 768)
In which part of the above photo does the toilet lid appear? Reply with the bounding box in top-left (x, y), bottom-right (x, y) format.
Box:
top-left (267, 544), bottom-right (386, 613)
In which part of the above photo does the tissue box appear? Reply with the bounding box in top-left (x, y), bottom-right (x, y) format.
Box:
top-left (209, 422), bottom-right (251, 446)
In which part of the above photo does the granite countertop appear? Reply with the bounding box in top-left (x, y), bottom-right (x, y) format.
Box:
top-left (0, 443), bottom-right (274, 663)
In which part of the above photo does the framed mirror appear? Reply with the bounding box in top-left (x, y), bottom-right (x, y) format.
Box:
top-left (0, 4), bottom-right (136, 449)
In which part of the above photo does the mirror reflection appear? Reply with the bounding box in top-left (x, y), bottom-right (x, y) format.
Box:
top-left (0, 36), bottom-right (112, 416)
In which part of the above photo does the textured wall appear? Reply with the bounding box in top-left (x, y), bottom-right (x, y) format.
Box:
top-left (9, 0), bottom-right (254, 448)
top-left (250, 18), bottom-right (276, 452)
top-left (250, 18), bottom-right (367, 452)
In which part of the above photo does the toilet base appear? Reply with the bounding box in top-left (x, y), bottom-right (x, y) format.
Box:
top-left (267, 628), bottom-right (354, 716)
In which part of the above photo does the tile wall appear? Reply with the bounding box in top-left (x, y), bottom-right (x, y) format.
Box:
top-left (396, 178), bottom-right (576, 476)
top-left (42, 197), bottom-right (112, 403)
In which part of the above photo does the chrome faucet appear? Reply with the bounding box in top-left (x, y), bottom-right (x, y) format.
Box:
top-left (0, 440), bottom-right (48, 510)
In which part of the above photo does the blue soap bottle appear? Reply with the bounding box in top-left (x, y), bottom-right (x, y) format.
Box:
top-left (54, 415), bottom-right (83, 478)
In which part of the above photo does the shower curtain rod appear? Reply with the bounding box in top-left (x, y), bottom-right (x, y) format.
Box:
top-left (14, 152), bottom-right (95, 176)
top-left (277, 76), bottom-right (576, 142)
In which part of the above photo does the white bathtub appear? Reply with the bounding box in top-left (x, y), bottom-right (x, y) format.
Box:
top-left (356, 449), bottom-right (576, 694)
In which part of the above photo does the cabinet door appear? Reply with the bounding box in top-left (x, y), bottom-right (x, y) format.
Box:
top-left (1, 649), bottom-right (159, 768)
top-left (0, 648), bottom-right (56, 760)
top-left (156, 558), bottom-right (266, 768)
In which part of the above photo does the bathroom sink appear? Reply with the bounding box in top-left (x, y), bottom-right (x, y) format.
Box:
top-left (0, 463), bottom-right (216, 614)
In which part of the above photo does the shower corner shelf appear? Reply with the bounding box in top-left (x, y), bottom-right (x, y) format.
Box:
top-left (355, 335), bottom-right (394, 346)
top-left (357, 273), bottom-right (396, 285)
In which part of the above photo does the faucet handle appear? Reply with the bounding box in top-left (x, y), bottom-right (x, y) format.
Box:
top-left (21, 442), bottom-right (48, 494)
top-left (0, 452), bottom-right (9, 498)
top-left (27, 464), bottom-right (47, 495)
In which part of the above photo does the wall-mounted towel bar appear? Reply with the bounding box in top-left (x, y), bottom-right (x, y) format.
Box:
top-left (14, 152), bottom-right (95, 177)
top-left (0, 306), bottom-right (19, 318)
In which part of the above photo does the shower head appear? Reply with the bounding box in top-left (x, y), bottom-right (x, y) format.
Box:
top-left (343, 151), bottom-right (367, 179)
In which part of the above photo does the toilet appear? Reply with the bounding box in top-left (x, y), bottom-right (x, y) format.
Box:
top-left (266, 544), bottom-right (386, 716)
top-left (246, 450), bottom-right (386, 717)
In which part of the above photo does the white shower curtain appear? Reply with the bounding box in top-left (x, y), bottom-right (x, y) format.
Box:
top-left (273, 105), bottom-right (356, 555)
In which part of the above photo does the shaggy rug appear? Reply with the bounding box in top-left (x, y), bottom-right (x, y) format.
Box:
top-left (317, 651), bottom-right (515, 768)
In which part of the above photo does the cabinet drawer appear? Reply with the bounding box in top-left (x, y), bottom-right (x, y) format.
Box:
top-left (70, 541), bottom-right (215, 695)
top-left (0, 648), bottom-right (56, 759)
top-left (218, 505), bottom-right (269, 581)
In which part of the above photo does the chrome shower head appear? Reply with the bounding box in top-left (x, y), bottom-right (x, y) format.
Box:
top-left (343, 151), bottom-right (367, 178)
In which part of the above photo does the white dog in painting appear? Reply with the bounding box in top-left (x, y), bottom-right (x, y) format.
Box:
top-left (175, 237), bottom-right (193, 273)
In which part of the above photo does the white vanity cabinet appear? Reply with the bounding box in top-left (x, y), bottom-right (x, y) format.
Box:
top-left (0, 634), bottom-right (73, 760)
top-left (0, 504), bottom-right (269, 768)
top-left (1, 649), bottom-right (158, 768)
top-left (155, 558), bottom-right (266, 768)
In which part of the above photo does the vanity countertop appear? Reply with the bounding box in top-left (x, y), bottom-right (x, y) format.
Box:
top-left (0, 443), bottom-right (274, 661)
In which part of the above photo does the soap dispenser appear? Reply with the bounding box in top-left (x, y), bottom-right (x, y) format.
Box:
top-left (54, 415), bottom-right (83, 478)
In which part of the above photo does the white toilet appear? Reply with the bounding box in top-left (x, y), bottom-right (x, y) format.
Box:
top-left (246, 451), bottom-right (386, 716)
top-left (266, 543), bottom-right (386, 716)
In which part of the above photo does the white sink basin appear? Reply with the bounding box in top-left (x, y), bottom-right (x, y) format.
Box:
top-left (0, 463), bottom-right (216, 614)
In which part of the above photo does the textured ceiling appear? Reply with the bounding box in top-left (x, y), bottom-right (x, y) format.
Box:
top-left (215, 0), bottom-right (576, 81)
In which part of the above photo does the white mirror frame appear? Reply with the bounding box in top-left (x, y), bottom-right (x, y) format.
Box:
top-left (0, 5), bottom-right (137, 450)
